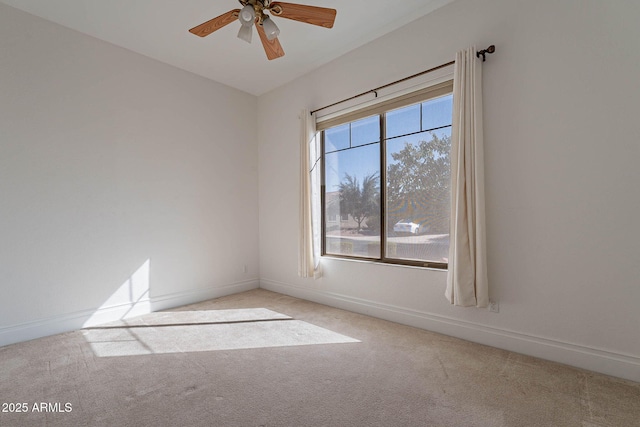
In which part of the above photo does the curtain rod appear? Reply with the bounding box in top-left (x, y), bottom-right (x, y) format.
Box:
top-left (310, 45), bottom-right (495, 116)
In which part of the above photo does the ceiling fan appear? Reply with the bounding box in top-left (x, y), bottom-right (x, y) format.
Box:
top-left (189, 0), bottom-right (337, 60)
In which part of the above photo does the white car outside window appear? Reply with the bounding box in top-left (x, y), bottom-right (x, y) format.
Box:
top-left (393, 220), bottom-right (420, 234)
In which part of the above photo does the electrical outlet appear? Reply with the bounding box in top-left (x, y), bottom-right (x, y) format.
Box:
top-left (242, 265), bottom-right (248, 274)
top-left (488, 300), bottom-right (499, 313)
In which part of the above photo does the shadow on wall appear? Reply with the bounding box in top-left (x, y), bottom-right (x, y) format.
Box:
top-left (0, 259), bottom-right (159, 348)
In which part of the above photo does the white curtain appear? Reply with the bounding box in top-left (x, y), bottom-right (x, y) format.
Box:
top-left (299, 109), bottom-right (322, 278)
top-left (445, 47), bottom-right (489, 307)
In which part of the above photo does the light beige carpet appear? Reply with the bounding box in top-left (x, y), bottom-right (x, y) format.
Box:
top-left (0, 289), bottom-right (638, 426)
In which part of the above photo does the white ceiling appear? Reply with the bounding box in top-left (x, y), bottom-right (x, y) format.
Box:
top-left (0, 0), bottom-right (454, 96)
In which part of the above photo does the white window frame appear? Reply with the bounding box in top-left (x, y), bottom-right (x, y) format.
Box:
top-left (317, 75), bottom-right (454, 269)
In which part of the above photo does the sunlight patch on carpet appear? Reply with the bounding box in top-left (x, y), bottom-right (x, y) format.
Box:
top-left (83, 309), bottom-right (359, 357)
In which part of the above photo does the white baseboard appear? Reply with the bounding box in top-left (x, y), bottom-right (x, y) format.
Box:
top-left (0, 279), bottom-right (259, 348)
top-left (260, 278), bottom-right (640, 383)
top-left (150, 279), bottom-right (259, 312)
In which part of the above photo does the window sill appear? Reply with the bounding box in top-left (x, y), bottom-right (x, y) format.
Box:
top-left (321, 255), bottom-right (448, 272)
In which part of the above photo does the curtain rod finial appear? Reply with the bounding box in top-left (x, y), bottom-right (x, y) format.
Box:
top-left (476, 45), bottom-right (495, 62)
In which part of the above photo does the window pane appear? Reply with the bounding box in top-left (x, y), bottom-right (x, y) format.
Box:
top-left (421, 94), bottom-right (453, 131)
top-left (321, 87), bottom-right (453, 268)
top-left (386, 104), bottom-right (420, 139)
top-left (324, 123), bottom-right (350, 153)
top-left (324, 143), bottom-right (380, 258)
top-left (351, 116), bottom-right (380, 148)
top-left (386, 129), bottom-right (451, 263)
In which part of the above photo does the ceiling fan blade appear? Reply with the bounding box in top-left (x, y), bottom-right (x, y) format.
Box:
top-left (270, 2), bottom-right (336, 28)
top-left (256, 24), bottom-right (285, 60)
top-left (189, 9), bottom-right (240, 37)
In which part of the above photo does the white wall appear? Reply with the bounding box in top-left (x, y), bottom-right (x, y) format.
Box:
top-left (258, 0), bottom-right (640, 381)
top-left (0, 4), bottom-right (259, 345)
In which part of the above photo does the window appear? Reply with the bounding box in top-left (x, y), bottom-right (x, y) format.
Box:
top-left (319, 81), bottom-right (453, 268)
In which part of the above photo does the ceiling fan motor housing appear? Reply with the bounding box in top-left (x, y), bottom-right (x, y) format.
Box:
top-left (239, 0), bottom-right (272, 10)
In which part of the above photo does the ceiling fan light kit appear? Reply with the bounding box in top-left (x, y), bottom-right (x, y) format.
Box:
top-left (237, 23), bottom-right (253, 43)
top-left (189, 0), bottom-right (337, 60)
top-left (239, 4), bottom-right (256, 26)
top-left (261, 16), bottom-right (280, 41)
